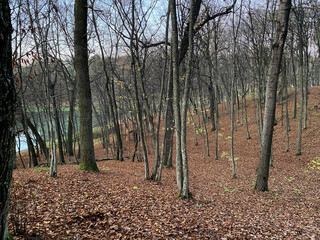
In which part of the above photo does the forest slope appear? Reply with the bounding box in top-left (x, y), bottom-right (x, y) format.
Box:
top-left (9, 86), bottom-right (320, 239)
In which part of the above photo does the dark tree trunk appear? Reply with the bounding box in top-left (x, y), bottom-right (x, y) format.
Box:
top-left (67, 90), bottom-right (75, 156)
top-left (162, 65), bottom-right (174, 167)
top-left (208, 84), bottom-right (216, 132)
top-left (0, 0), bottom-right (16, 238)
top-left (17, 96), bottom-right (38, 167)
top-left (74, 0), bottom-right (98, 171)
top-left (26, 131), bottom-right (38, 167)
top-left (256, 0), bottom-right (291, 191)
top-left (50, 84), bottom-right (65, 164)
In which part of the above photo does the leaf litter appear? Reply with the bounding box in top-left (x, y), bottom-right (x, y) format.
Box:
top-left (9, 87), bottom-right (320, 239)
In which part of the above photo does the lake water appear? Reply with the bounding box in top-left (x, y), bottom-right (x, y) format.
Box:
top-left (16, 134), bottom-right (28, 151)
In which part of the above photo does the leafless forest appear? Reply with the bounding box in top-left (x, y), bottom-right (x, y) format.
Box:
top-left (0, 0), bottom-right (319, 239)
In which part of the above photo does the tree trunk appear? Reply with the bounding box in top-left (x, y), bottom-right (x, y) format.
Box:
top-left (130, 0), bottom-right (149, 179)
top-left (74, 0), bottom-right (98, 171)
top-left (208, 84), bottom-right (216, 132)
top-left (303, 47), bottom-right (308, 130)
top-left (213, 30), bottom-right (220, 160)
top-left (152, 5), bottom-right (169, 180)
top-left (67, 89), bottom-right (75, 156)
top-left (0, 0), bottom-right (16, 237)
top-left (197, 77), bottom-right (210, 157)
top-left (26, 117), bottom-right (49, 161)
top-left (284, 57), bottom-right (290, 152)
top-left (50, 83), bottom-right (65, 164)
top-left (170, 0), bottom-right (183, 194)
top-left (91, 4), bottom-right (123, 161)
top-left (180, 0), bottom-right (196, 197)
top-left (230, 6), bottom-right (239, 179)
top-left (290, 32), bottom-right (297, 119)
top-left (256, 0), bottom-right (291, 191)
top-left (296, 1), bottom-right (304, 156)
top-left (162, 63), bottom-right (174, 167)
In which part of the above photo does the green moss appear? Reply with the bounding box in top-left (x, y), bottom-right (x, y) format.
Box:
top-left (78, 161), bottom-right (99, 172)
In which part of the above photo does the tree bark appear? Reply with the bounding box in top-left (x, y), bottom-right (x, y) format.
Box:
top-left (0, 0), bottom-right (16, 237)
top-left (179, 0), bottom-right (197, 198)
top-left (170, 0), bottom-right (183, 194)
top-left (130, 0), bottom-right (149, 179)
top-left (50, 83), bottom-right (65, 164)
top-left (74, 0), bottom-right (98, 171)
top-left (256, 0), bottom-right (291, 191)
top-left (162, 63), bottom-right (174, 167)
top-left (67, 89), bottom-right (75, 156)
top-left (296, 0), bottom-right (304, 156)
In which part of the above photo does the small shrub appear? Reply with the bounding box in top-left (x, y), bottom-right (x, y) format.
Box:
top-left (196, 128), bottom-right (204, 135)
top-left (308, 157), bottom-right (320, 173)
top-left (197, 203), bottom-right (203, 209)
top-left (223, 186), bottom-right (237, 193)
top-left (293, 188), bottom-right (302, 195)
top-left (287, 177), bottom-right (295, 183)
top-left (220, 151), bottom-right (229, 159)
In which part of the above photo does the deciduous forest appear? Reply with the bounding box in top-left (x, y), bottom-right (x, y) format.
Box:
top-left (0, 0), bottom-right (319, 239)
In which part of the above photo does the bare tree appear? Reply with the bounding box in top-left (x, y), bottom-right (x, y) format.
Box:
top-left (91, 0), bottom-right (124, 161)
top-left (256, 0), bottom-right (291, 191)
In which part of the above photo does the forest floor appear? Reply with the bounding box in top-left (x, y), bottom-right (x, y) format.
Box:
top-left (9, 86), bottom-right (320, 239)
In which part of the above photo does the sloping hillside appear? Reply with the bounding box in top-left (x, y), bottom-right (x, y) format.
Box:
top-left (9, 86), bottom-right (320, 239)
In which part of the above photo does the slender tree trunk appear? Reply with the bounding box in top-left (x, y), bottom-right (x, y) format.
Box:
top-left (17, 134), bottom-right (26, 168)
top-left (303, 47), bottom-right (308, 130)
top-left (49, 116), bottom-right (58, 177)
top-left (296, 3), bottom-right (304, 156)
top-left (26, 117), bottom-right (49, 161)
top-left (197, 77), bottom-right (210, 157)
top-left (50, 83), bottom-right (65, 164)
top-left (179, 0), bottom-right (196, 198)
top-left (154, 5), bottom-right (169, 180)
top-left (230, 7), bottom-right (238, 179)
top-left (243, 90), bottom-right (251, 139)
top-left (26, 128), bottom-right (38, 167)
top-left (214, 33), bottom-right (220, 160)
top-left (161, 65), bottom-right (174, 167)
top-left (67, 89), bottom-right (75, 156)
top-left (91, 3), bottom-right (123, 161)
top-left (256, 0), bottom-right (291, 191)
top-left (208, 84), bottom-right (216, 132)
top-left (170, 0), bottom-right (183, 194)
top-left (130, 0), bottom-right (149, 179)
top-left (284, 58), bottom-right (290, 152)
top-left (17, 96), bottom-right (38, 168)
top-left (290, 33), bottom-right (297, 119)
